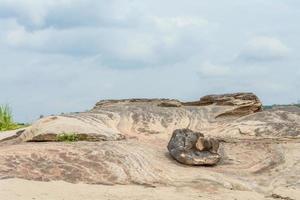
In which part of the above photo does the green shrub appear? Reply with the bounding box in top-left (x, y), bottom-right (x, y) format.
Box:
top-left (0, 105), bottom-right (20, 131)
top-left (56, 133), bottom-right (80, 142)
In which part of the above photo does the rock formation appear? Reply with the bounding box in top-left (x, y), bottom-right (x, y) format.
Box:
top-left (0, 92), bottom-right (300, 199)
top-left (167, 129), bottom-right (220, 165)
top-left (8, 92), bottom-right (267, 143)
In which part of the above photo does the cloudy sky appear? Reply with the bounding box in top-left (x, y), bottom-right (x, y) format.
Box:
top-left (0, 0), bottom-right (299, 122)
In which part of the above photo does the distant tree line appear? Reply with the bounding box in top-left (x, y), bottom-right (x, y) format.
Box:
top-left (263, 102), bottom-right (300, 110)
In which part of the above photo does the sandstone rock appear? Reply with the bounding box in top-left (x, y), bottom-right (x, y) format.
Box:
top-left (202, 93), bottom-right (262, 117)
top-left (157, 100), bottom-right (182, 107)
top-left (199, 93), bottom-right (262, 107)
top-left (167, 129), bottom-right (221, 166)
top-left (19, 115), bottom-right (125, 142)
top-left (1, 92), bottom-right (300, 196)
top-left (8, 92), bottom-right (299, 143)
top-left (0, 128), bottom-right (26, 142)
top-left (0, 141), bottom-right (169, 185)
top-left (93, 98), bottom-right (181, 109)
top-left (183, 93), bottom-right (262, 118)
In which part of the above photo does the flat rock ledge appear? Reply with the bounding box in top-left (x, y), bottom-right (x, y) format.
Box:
top-left (167, 129), bottom-right (221, 166)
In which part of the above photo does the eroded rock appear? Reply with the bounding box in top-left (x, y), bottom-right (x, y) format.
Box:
top-left (19, 115), bottom-right (125, 142)
top-left (203, 93), bottom-right (262, 118)
top-left (167, 129), bottom-right (221, 166)
top-left (0, 141), bottom-right (169, 185)
top-left (13, 92), bottom-right (270, 143)
top-left (1, 92), bottom-right (300, 194)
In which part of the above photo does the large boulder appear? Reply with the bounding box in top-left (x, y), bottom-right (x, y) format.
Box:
top-left (167, 129), bottom-right (221, 166)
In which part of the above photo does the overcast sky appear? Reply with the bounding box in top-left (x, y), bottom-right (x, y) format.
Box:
top-left (0, 0), bottom-right (299, 122)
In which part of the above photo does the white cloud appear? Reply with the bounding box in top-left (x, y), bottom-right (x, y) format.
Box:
top-left (0, 0), bottom-right (141, 29)
top-left (238, 36), bottom-right (290, 61)
top-left (151, 16), bottom-right (209, 31)
top-left (0, 0), bottom-right (56, 28)
top-left (0, 0), bottom-right (300, 122)
top-left (197, 61), bottom-right (231, 77)
top-left (0, 14), bottom-right (209, 68)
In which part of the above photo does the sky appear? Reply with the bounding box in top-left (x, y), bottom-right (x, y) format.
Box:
top-left (0, 0), bottom-right (299, 122)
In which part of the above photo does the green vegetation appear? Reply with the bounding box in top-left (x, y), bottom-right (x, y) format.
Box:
top-left (56, 132), bottom-right (80, 142)
top-left (0, 105), bottom-right (23, 131)
top-left (263, 104), bottom-right (300, 110)
top-left (263, 105), bottom-right (273, 110)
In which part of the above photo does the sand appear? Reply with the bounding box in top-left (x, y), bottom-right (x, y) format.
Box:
top-left (0, 178), bottom-right (271, 200)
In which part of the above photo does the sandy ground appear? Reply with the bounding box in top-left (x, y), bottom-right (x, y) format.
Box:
top-left (0, 178), bottom-right (275, 200)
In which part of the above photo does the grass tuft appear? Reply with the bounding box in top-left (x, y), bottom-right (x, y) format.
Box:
top-left (0, 105), bottom-right (22, 131)
top-left (56, 133), bottom-right (80, 142)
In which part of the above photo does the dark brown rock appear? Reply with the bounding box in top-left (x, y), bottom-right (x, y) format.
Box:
top-left (167, 129), bottom-right (221, 166)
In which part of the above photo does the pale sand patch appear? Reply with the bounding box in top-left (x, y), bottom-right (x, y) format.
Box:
top-left (0, 178), bottom-right (269, 200)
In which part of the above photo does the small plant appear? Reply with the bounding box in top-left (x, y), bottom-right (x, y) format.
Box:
top-left (0, 105), bottom-right (20, 131)
top-left (56, 133), bottom-right (80, 142)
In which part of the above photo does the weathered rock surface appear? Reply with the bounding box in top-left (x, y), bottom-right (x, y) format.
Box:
top-left (0, 92), bottom-right (300, 199)
top-left (0, 141), bottom-right (169, 185)
top-left (10, 93), bottom-right (267, 143)
top-left (167, 129), bottom-right (220, 165)
top-left (17, 115), bottom-right (124, 142)
top-left (183, 92), bottom-right (262, 118)
top-left (0, 128), bottom-right (25, 142)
